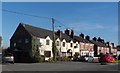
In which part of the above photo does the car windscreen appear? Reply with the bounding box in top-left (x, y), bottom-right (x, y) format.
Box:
top-left (4, 54), bottom-right (12, 56)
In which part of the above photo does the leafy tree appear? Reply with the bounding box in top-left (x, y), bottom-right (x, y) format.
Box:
top-left (31, 36), bottom-right (45, 62)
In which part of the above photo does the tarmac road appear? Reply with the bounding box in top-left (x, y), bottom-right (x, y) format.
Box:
top-left (2, 62), bottom-right (119, 71)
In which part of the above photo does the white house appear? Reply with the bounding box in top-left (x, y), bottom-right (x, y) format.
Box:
top-left (10, 23), bottom-right (117, 63)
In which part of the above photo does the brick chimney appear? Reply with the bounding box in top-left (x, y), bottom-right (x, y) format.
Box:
top-left (92, 37), bottom-right (97, 41)
top-left (111, 43), bottom-right (114, 48)
top-left (80, 33), bottom-right (84, 39)
top-left (65, 29), bottom-right (70, 36)
top-left (85, 35), bottom-right (90, 41)
top-left (70, 30), bottom-right (74, 39)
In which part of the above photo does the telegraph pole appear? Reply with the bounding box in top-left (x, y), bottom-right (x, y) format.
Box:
top-left (52, 18), bottom-right (56, 61)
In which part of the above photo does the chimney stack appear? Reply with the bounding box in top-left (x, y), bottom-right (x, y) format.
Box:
top-left (111, 43), bottom-right (114, 48)
top-left (85, 35), bottom-right (90, 41)
top-left (106, 42), bottom-right (110, 46)
top-left (65, 29), bottom-right (74, 39)
top-left (65, 29), bottom-right (70, 36)
top-left (80, 33), bottom-right (84, 39)
top-left (56, 30), bottom-right (61, 37)
top-left (70, 30), bottom-right (74, 39)
top-left (93, 37), bottom-right (97, 41)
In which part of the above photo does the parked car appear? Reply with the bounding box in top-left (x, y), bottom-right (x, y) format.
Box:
top-left (80, 55), bottom-right (94, 62)
top-left (99, 54), bottom-right (115, 63)
top-left (118, 54), bottom-right (120, 60)
top-left (2, 53), bottom-right (14, 64)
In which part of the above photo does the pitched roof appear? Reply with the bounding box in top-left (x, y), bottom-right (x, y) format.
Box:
top-left (89, 40), bottom-right (107, 47)
top-left (20, 23), bottom-right (74, 42)
top-left (60, 32), bottom-right (75, 42)
top-left (21, 23), bottom-right (54, 40)
top-left (74, 36), bottom-right (89, 43)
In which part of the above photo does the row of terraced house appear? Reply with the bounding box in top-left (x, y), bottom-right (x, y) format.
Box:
top-left (9, 23), bottom-right (117, 62)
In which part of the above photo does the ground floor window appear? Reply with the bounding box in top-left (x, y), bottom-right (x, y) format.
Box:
top-left (62, 52), bottom-right (66, 57)
top-left (44, 51), bottom-right (51, 57)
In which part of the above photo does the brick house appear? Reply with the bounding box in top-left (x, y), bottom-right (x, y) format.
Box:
top-left (89, 37), bottom-right (109, 57)
top-left (74, 35), bottom-right (94, 57)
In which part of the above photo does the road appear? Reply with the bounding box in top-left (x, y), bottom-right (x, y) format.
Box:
top-left (2, 62), bottom-right (119, 71)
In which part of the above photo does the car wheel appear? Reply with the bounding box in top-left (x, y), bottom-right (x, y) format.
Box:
top-left (88, 58), bottom-right (93, 62)
top-left (11, 62), bottom-right (14, 64)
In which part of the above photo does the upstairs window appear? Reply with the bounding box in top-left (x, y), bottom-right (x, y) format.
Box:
top-left (18, 40), bottom-right (22, 43)
top-left (76, 44), bottom-right (78, 48)
top-left (57, 41), bottom-right (59, 46)
top-left (70, 43), bottom-right (73, 47)
top-left (14, 43), bottom-right (16, 47)
top-left (46, 40), bottom-right (49, 45)
top-left (25, 39), bottom-right (29, 43)
top-left (63, 42), bottom-right (65, 47)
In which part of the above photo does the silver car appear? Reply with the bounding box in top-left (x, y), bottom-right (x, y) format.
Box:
top-left (2, 53), bottom-right (14, 64)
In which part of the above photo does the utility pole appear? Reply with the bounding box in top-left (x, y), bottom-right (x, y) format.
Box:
top-left (52, 18), bottom-right (56, 61)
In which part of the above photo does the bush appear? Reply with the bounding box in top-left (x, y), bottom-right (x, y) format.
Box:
top-left (73, 53), bottom-right (80, 61)
top-left (35, 55), bottom-right (45, 62)
top-left (61, 56), bottom-right (70, 61)
top-left (48, 57), bottom-right (54, 63)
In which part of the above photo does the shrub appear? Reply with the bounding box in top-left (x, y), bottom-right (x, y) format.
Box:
top-left (35, 55), bottom-right (45, 62)
top-left (48, 57), bottom-right (54, 63)
top-left (61, 56), bottom-right (70, 61)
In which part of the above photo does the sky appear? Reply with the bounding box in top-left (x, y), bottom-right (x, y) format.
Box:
top-left (2, 2), bottom-right (118, 48)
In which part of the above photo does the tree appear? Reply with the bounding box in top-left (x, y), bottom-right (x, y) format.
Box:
top-left (31, 36), bottom-right (45, 62)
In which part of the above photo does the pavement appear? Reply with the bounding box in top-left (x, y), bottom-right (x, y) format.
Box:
top-left (2, 62), bottom-right (119, 71)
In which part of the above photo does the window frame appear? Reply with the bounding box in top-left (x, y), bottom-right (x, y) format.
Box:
top-left (63, 42), bottom-right (65, 47)
top-left (70, 43), bottom-right (73, 47)
top-left (25, 39), bottom-right (29, 44)
top-left (56, 41), bottom-right (59, 46)
top-left (46, 40), bottom-right (50, 45)
top-left (44, 51), bottom-right (51, 57)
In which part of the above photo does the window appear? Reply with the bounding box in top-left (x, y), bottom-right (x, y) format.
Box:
top-left (76, 44), bottom-right (78, 48)
top-left (81, 44), bottom-right (84, 49)
top-left (82, 52), bottom-right (83, 56)
top-left (18, 40), bottom-right (22, 43)
top-left (46, 40), bottom-right (49, 45)
top-left (70, 43), bottom-right (73, 47)
top-left (62, 52), bottom-right (66, 57)
top-left (44, 51), bottom-right (51, 57)
top-left (14, 43), bottom-right (16, 47)
top-left (90, 46), bottom-right (93, 49)
top-left (25, 39), bottom-right (29, 43)
top-left (63, 42), bottom-right (65, 47)
top-left (86, 45), bottom-right (89, 49)
top-left (57, 41), bottom-right (59, 46)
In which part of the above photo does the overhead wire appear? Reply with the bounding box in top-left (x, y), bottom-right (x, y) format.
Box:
top-left (2, 9), bottom-right (51, 20)
top-left (2, 9), bottom-right (71, 30)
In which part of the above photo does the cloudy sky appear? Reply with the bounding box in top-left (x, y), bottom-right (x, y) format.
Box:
top-left (2, 2), bottom-right (118, 48)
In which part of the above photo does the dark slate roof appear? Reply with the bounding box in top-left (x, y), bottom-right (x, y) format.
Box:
top-left (21, 23), bottom-right (75, 42)
top-left (89, 40), bottom-right (107, 47)
top-left (117, 45), bottom-right (120, 51)
top-left (60, 32), bottom-right (75, 42)
top-left (74, 36), bottom-right (89, 43)
top-left (22, 23), bottom-right (54, 40)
